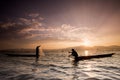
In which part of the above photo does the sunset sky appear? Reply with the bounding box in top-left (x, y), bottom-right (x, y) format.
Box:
top-left (0, 0), bottom-right (120, 49)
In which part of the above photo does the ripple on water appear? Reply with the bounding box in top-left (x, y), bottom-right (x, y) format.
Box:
top-left (84, 77), bottom-right (100, 80)
top-left (8, 74), bottom-right (34, 80)
top-left (35, 78), bottom-right (62, 80)
top-left (0, 51), bottom-right (120, 80)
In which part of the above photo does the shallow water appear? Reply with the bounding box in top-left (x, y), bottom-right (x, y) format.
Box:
top-left (0, 51), bottom-right (120, 80)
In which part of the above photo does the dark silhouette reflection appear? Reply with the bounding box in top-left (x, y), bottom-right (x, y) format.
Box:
top-left (72, 68), bottom-right (79, 80)
top-left (72, 60), bottom-right (79, 66)
top-left (71, 60), bottom-right (79, 80)
top-left (35, 46), bottom-right (40, 62)
top-left (32, 60), bottom-right (39, 72)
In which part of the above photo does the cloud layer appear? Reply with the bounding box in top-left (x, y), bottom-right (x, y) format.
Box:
top-left (0, 13), bottom-right (95, 42)
top-left (0, 11), bottom-right (120, 49)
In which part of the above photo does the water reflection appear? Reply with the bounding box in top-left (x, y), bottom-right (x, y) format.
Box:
top-left (85, 62), bottom-right (92, 71)
top-left (84, 61), bottom-right (98, 78)
top-left (72, 61), bottom-right (79, 80)
top-left (85, 50), bottom-right (89, 56)
top-left (71, 57), bottom-right (97, 79)
top-left (32, 59), bottom-right (40, 73)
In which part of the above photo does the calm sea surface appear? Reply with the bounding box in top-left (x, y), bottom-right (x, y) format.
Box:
top-left (0, 50), bottom-right (120, 80)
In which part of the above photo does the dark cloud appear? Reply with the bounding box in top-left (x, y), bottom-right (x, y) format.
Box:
top-left (0, 22), bottom-right (31, 40)
top-left (0, 14), bottom-right (44, 40)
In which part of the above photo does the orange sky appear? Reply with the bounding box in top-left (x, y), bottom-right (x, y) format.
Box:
top-left (0, 0), bottom-right (120, 50)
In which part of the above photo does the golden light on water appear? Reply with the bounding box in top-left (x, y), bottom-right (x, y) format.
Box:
top-left (85, 50), bottom-right (89, 56)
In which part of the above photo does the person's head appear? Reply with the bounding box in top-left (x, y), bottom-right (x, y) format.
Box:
top-left (37, 45), bottom-right (40, 47)
top-left (72, 49), bottom-right (75, 51)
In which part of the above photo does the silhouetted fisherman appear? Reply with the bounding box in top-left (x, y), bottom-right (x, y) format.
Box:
top-left (69, 49), bottom-right (78, 60)
top-left (36, 46), bottom-right (40, 62)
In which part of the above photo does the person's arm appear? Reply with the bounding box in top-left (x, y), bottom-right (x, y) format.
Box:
top-left (68, 51), bottom-right (72, 53)
top-left (68, 51), bottom-right (72, 57)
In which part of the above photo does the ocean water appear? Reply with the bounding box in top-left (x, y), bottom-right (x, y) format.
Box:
top-left (0, 50), bottom-right (120, 80)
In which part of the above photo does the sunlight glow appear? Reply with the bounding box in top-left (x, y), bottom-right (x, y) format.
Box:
top-left (83, 38), bottom-right (91, 46)
top-left (85, 50), bottom-right (89, 56)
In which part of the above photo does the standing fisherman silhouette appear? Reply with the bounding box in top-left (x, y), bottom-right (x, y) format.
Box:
top-left (36, 46), bottom-right (40, 62)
